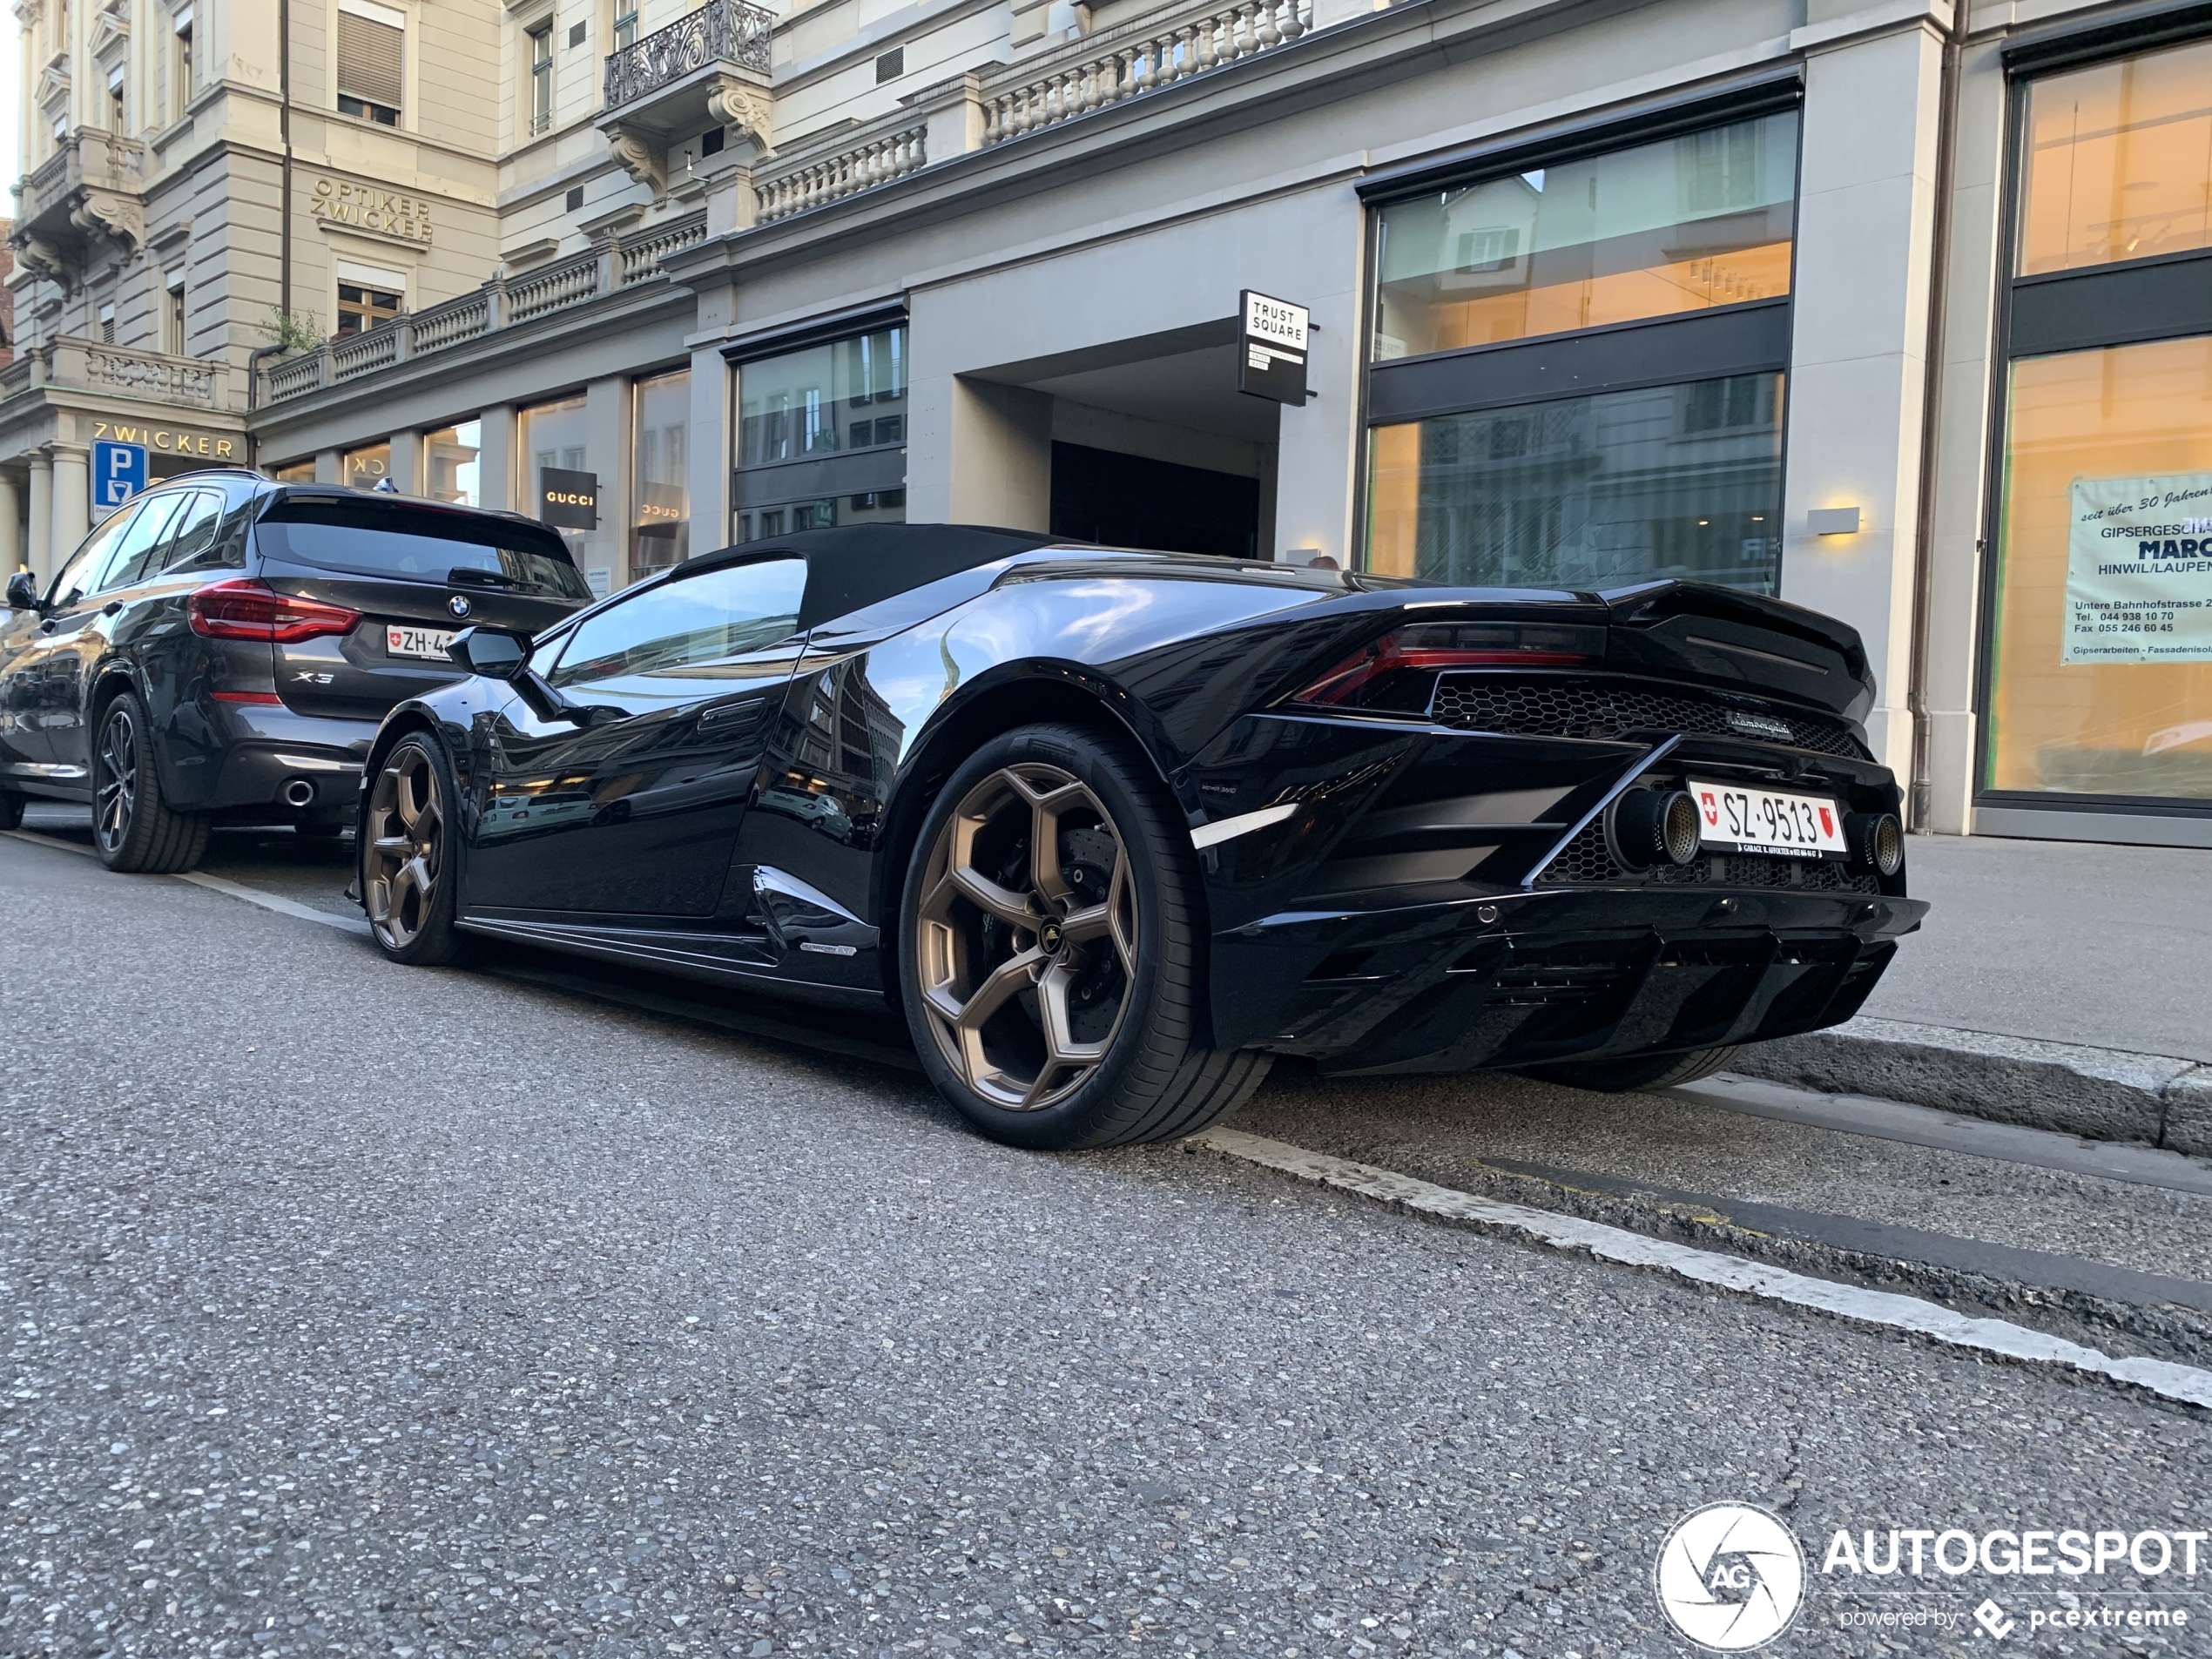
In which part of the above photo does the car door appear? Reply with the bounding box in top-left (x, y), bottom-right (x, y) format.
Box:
top-left (464, 554), bottom-right (811, 916)
top-left (38, 491), bottom-right (195, 778)
top-left (0, 500), bottom-right (155, 785)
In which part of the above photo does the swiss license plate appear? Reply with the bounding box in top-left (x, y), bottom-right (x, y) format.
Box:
top-left (387, 624), bottom-right (458, 661)
top-left (1689, 779), bottom-right (1847, 860)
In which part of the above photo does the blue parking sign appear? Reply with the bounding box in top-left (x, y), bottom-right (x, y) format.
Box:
top-left (93, 440), bottom-right (148, 509)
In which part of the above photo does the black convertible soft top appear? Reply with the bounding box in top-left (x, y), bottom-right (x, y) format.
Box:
top-left (692, 524), bottom-right (1066, 631)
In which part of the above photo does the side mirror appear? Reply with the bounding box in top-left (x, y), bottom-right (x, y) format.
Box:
top-left (6, 570), bottom-right (42, 611)
top-left (447, 625), bottom-right (529, 679)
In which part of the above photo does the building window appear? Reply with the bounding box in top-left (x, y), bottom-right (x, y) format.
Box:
top-left (426, 418), bottom-right (482, 506)
top-left (164, 276), bottom-right (187, 354)
top-left (172, 7), bottom-right (195, 118)
top-left (98, 302), bottom-right (117, 344)
top-left (335, 281), bottom-right (402, 336)
top-left (1361, 106), bottom-right (1799, 592)
top-left (522, 394), bottom-right (597, 580)
top-left (107, 65), bottom-right (127, 130)
top-left (344, 442), bottom-right (392, 489)
top-left (336, 0), bottom-right (406, 126)
top-left (529, 23), bottom-right (554, 135)
top-left (1981, 37), bottom-right (2212, 814)
top-left (613, 5), bottom-right (637, 49)
top-left (734, 326), bottom-right (907, 538)
top-left (2017, 37), bottom-right (2212, 276)
top-left (632, 369), bottom-right (691, 579)
top-left (1371, 109), bottom-right (1799, 360)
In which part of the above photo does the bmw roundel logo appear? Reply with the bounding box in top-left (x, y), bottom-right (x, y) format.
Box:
top-left (448, 594), bottom-right (472, 618)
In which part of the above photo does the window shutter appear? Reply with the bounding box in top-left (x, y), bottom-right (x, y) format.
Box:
top-left (337, 10), bottom-right (404, 110)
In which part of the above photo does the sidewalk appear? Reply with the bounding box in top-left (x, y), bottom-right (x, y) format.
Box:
top-left (1732, 832), bottom-right (2212, 1154)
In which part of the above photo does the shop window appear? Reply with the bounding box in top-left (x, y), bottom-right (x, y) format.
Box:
top-left (426, 418), bottom-right (482, 506)
top-left (1372, 110), bottom-right (1799, 360)
top-left (1985, 337), bottom-right (2212, 801)
top-left (337, 0), bottom-right (405, 125)
top-left (2017, 37), bottom-right (2212, 277)
top-left (632, 369), bottom-right (691, 579)
top-left (1366, 374), bottom-right (1785, 593)
top-left (336, 281), bottom-right (401, 336)
top-left (344, 442), bottom-right (392, 489)
top-left (269, 460), bottom-right (318, 482)
top-left (735, 326), bottom-right (907, 538)
top-left (522, 393), bottom-right (594, 568)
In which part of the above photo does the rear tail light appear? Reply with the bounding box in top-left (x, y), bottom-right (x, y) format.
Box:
top-left (1608, 789), bottom-right (1702, 870)
top-left (188, 579), bottom-right (361, 644)
top-left (211, 690), bottom-right (284, 705)
top-left (1847, 811), bottom-right (1905, 876)
top-left (1294, 622), bottom-right (1599, 708)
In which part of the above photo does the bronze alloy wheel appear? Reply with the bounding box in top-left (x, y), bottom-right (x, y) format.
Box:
top-left (364, 742), bottom-right (447, 951)
top-left (94, 702), bottom-right (139, 856)
top-left (914, 761), bottom-right (1140, 1110)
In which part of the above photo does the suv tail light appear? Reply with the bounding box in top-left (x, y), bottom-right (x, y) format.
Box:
top-left (188, 579), bottom-right (362, 644)
top-left (1294, 622), bottom-right (1600, 709)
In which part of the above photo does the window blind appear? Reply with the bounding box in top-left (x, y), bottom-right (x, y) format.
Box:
top-left (336, 10), bottom-right (404, 111)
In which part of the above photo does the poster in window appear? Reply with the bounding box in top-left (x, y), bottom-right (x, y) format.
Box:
top-left (2062, 471), bottom-right (2212, 664)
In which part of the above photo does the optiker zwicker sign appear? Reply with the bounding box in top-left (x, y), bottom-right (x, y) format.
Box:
top-left (1238, 289), bottom-right (1308, 406)
top-left (539, 466), bottom-right (599, 531)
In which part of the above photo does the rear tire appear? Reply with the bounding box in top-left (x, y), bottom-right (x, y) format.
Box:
top-left (91, 692), bottom-right (209, 873)
top-left (899, 722), bottom-right (1270, 1150)
top-left (0, 791), bottom-right (24, 832)
top-left (361, 734), bottom-right (468, 966)
top-left (1526, 1045), bottom-right (1740, 1094)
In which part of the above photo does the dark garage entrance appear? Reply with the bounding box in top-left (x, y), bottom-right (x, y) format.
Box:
top-left (1049, 442), bottom-right (1261, 559)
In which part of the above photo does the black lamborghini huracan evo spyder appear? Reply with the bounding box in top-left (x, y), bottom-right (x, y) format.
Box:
top-left (356, 523), bottom-right (1925, 1150)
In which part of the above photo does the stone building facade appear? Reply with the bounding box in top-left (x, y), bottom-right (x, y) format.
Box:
top-left (7, 0), bottom-right (2212, 846)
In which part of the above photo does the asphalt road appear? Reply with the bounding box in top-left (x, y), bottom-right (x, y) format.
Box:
top-left (3, 813), bottom-right (2208, 1658)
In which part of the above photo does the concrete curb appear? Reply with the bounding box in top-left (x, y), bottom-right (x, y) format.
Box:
top-left (1730, 1017), bottom-right (2212, 1157)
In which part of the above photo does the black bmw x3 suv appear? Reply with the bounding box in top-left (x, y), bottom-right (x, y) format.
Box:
top-left (1, 470), bottom-right (592, 871)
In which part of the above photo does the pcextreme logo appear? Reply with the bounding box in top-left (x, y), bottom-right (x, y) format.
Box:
top-left (1656, 1503), bottom-right (1807, 1651)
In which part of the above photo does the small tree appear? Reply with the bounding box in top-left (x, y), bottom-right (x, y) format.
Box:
top-left (264, 308), bottom-right (321, 354)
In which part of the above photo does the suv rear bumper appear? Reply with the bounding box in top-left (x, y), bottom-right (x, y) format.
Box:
top-left (175, 702), bottom-right (374, 819)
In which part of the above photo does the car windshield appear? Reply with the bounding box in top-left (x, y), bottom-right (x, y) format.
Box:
top-left (255, 496), bottom-right (592, 600)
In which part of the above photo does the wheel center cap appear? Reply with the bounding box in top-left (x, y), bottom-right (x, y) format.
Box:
top-left (1038, 919), bottom-right (1065, 954)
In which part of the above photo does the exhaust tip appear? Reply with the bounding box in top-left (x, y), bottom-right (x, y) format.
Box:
top-left (280, 778), bottom-right (318, 808)
top-left (1849, 811), bottom-right (1905, 877)
top-left (1608, 789), bottom-right (1701, 871)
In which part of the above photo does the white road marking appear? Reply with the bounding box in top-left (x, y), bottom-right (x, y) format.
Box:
top-left (1190, 802), bottom-right (1298, 849)
top-left (173, 871), bottom-right (373, 937)
top-left (4, 828), bottom-right (95, 857)
top-left (1191, 1127), bottom-right (2212, 1412)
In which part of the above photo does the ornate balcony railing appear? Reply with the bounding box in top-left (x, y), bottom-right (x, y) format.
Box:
top-left (981, 0), bottom-right (1310, 145)
top-left (604, 0), bottom-right (773, 111)
top-left (254, 213), bottom-right (706, 406)
top-left (10, 336), bottom-right (230, 409)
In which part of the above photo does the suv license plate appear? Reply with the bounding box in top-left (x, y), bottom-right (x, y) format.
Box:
top-left (1689, 779), bottom-right (1847, 860)
top-left (388, 625), bottom-right (458, 661)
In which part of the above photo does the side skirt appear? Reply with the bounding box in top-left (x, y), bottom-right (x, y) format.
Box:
top-left (455, 913), bottom-right (888, 1010)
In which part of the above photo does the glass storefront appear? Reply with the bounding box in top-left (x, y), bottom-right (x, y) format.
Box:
top-left (1367, 374), bottom-right (1784, 590)
top-left (269, 460), bottom-right (316, 483)
top-left (1362, 107), bottom-right (1798, 593)
top-left (1372, 110), bottom-right (1798, 359)
top-left (1983, 37), bottom-right (2212, 813)
top-left (632, 370), bottom-right (690, 577)
top-left (343, 442), bottom-right (390, 489)
top-left (426, 419), bottom-right (482, 507)
top-left (521, 394), bottom-right (592, 568)
top-left (733, 326), bottom-right (907, 541)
